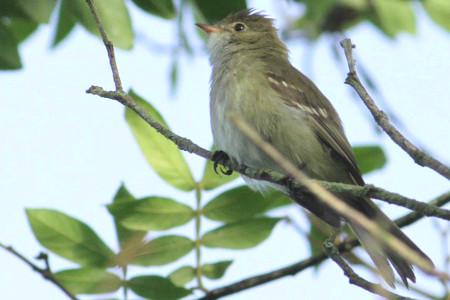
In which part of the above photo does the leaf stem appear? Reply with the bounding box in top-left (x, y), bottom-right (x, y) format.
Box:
top-left (195, 182), bottom-right (207, 292)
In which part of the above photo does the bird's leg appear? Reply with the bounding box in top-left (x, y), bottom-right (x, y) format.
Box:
top-left (211, 150), bottom-right (233, 176)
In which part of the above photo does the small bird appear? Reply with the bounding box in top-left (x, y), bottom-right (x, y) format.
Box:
top-left (197, 9), bottom-right (433, 287)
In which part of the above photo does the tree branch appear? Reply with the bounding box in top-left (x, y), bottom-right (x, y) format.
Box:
top-left (0, 243), bottom-right (78, 300)
top-left (340, 38), bottom-right (450, 180)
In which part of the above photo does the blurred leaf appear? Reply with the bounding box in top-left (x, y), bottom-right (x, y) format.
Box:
top-left (108, 197), bottom-right (194, 231)
top-left (125, 90), bottom-right (196, 191)
top-left (203, 186), bottom-right (272, 223)
top-left (200, 146), bottom-right (239, 190)
top-left (169, 55), bottom-right (179, 95)
top-left (110, 184), bottom-right (147, 250)
top-left (52, 0), bottom-right (76, 47)
top-left (67, 0), bottom-right (133, 49)
top-left (353, 145), bottom-right (387, 174)
top-left (7, 18), bottom-right (38, 43)
top-left (202, 217), bottom-right (280, 249)
top-left (194, 0), bottom-right (247, 23)
top-left (0, 24), bottom-right (21, 69)
top-left (17, 0), bottom-right (56, 23)
top-left (131, 235), bottom-right (194, 266)
top-left (26, 209), bottom-right (114, 267)
top-left (371, 0), bottom-right (416, 37)
top-left (169, 266), bottom-right (195, 286)
top-left (422, 0), bottom-right (450, 31)
top-left (54, 268), bottom-right (122, 295)
top-left (307, 215), bottom-right (332, 261)
top-left (202, 260), bottom-right (232, 279)
top-left (128, 276), bottom-right (191, 300)
top-left (132, 0), bottom-right (176, 19)
top-left (263, 191), bottom-right (293, 211)
top-left (0, 0), bottom-right (29, 18)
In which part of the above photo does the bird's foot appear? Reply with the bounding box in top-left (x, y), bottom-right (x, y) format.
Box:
top-left (211, 151), bottom-right (233, 176)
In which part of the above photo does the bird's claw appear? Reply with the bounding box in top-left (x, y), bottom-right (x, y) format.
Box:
top-left (212, 151), bottom-right (233, 176)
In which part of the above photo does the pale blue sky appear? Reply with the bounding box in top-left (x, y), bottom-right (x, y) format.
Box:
top-left (1, 1), bottom-right (449, 299)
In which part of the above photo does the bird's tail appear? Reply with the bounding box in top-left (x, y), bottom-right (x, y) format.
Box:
top-left (348, 207), bottom-right (434, 287)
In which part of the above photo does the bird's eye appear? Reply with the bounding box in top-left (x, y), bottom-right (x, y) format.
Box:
top-left (233, 23), bottom-right (246, 32)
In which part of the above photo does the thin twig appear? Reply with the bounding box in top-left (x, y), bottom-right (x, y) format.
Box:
top-left (323, 239), bottom-right (416, 300)
top-left (197, 191), bottom-right (450, 300)
top-left (0, 243), bottom-right (78, 300)
top-left (340, 38), bottom-right (450, 180)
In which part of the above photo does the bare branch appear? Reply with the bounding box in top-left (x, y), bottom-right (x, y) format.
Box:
top-left (340, 38), bottom-right (450, 180)
top-left (0, 243), bottom-right (78, 300)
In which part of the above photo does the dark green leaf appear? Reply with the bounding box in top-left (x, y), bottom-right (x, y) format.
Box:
top-left (131, 235), bottom-right (194, 266)
top-left (54, 268), bottom-right (122, 295)
top-left (169, 266), bottom-right (195, 286)
top-left (0, 0), bottom-right (29, 18)
top-left (7, 18), bottom-right (38, 43)
top-left (353, 145), bottom-right (387, 174)
top-left (125, 90), bottom-right (196, 191)
top-left (371, 0), bottom-right (416, 37)
top-left (263, 191), bottom-right (293, 211)
top-left (202, 260), bottom-right (232, 279)
top-left (132, 0), bottom-right (176, 19)
top-left (202, 217), bottom-right (280, 249)
top-left (67, 0), bottom-right (133, 49)
top-left (200, 146), bottom-right (239, 191)
top-left (52, 0), bottom-right (76, 47)
top-left (194, 0), bottom-right (247, 23)
top-left (128, 276), bottom-right (191, 300)
top-left (110, 184), bottom-right (147, 250)
top-left (422, 0), bottom-right (450, 31)
top-left (0, 23), bottom-right (22, 69)
top-left (108, 197), bottom-right (194, 231)
top-left (26, 209), bottom-right (114, 267)
top-left (17, 0), bottom-right (56, 23)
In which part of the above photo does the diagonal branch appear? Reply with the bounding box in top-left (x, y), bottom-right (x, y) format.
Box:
top-left (340, 38), bottom-right (450, 180)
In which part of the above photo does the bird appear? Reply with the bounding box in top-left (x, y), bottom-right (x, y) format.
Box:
top-left (196, 9), bottom-right (433, 287)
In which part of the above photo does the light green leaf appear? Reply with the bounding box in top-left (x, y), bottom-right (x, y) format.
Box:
top-left (110, 184), bottom-right (147, 250)
top-left (125, 90), bottom-right (196, 191)
top-left (422, 0), bottom-right (450, 31)
top-left (67, 0), bottom-right (133, 49)
top-left (169, 266), bottom-right (195, 286)
top-left (202, 218), bottom-right (280, 249)
top-left (372, 0), bottom-right (416, 37)
top-left (353, 145), bottom-right (387, 174)
top-left (54, 268), bottom-right (122, 295)
top-left (128, 276), bottom-right (191, 300)
top-left (200, 146), bottom-right (239, 191)
top-left (108, 197), bottom-right (194, 231)
top-left (52, 0), bottom-right (76, 47)
top-left (17, 0), bottom-right (56, 23)
top-left (131, 235), bottom-right (194, 266)
top-left (194, 0), bottom-right (247, 23)
top-left (0, 23), bottom-right (21, 69)
top-left (26, 209), bottom-right (114, 267)
top-left (132, 0), bottom-right (176, 19)
top-left (202, 260), bottom-right (232, 279)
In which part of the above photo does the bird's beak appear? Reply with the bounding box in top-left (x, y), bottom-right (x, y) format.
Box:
top-left (196, 23), bottom-right (221, 34)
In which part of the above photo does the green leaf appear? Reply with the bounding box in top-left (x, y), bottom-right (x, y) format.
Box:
top-left (125, 90), bottom-right (196, 191)
top-left (67, 0), bottom-right (133, 49)
top-left (54, 268), bottom-right (122, 295)
top-left (26, 209), bottom-right (114, 267)
top-left (202, 217), bottom-right (280, 249)
top-left (131, 235), bottom-right (194, 266)
top-left (200, 146), bottom-right (239, 190)
top-left (203, 186), bottom-right (271, 223)
top-left (194, 0), bottom-right (247, 23)
top-left (128, 276), bottom-right (191, 300)
top-left (52, 0), bottom-right (76, 47)
top-left (169, 266), bottom-right (195, 286)
top-left (307, 215), bottom-right (332, 259)
top-left (202, 260), bottom-right (232, 279)
top-left (17, 0), bottom-right (56, 23)
top-left (108, 197), bottom-right (194, 231)
top-left (263, 191), bottom-right (293, 211)
top-left (0, 23), bottom-right (22, 69)
top-left (422, 0), bottom-right (450, 31)
top-left (353, 145), bottom-right (387, 174)
top-left (110, 184), bottom-right (147, 250)
top-left (132, 0), bottom-right (176, 19)
top-left (7, 18), bottom-right (38, 43)
top-left (371, 0), bottom-right (416, 37)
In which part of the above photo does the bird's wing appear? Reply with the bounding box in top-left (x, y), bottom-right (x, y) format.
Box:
top-left (266, 69), bottom-right (364, 185)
